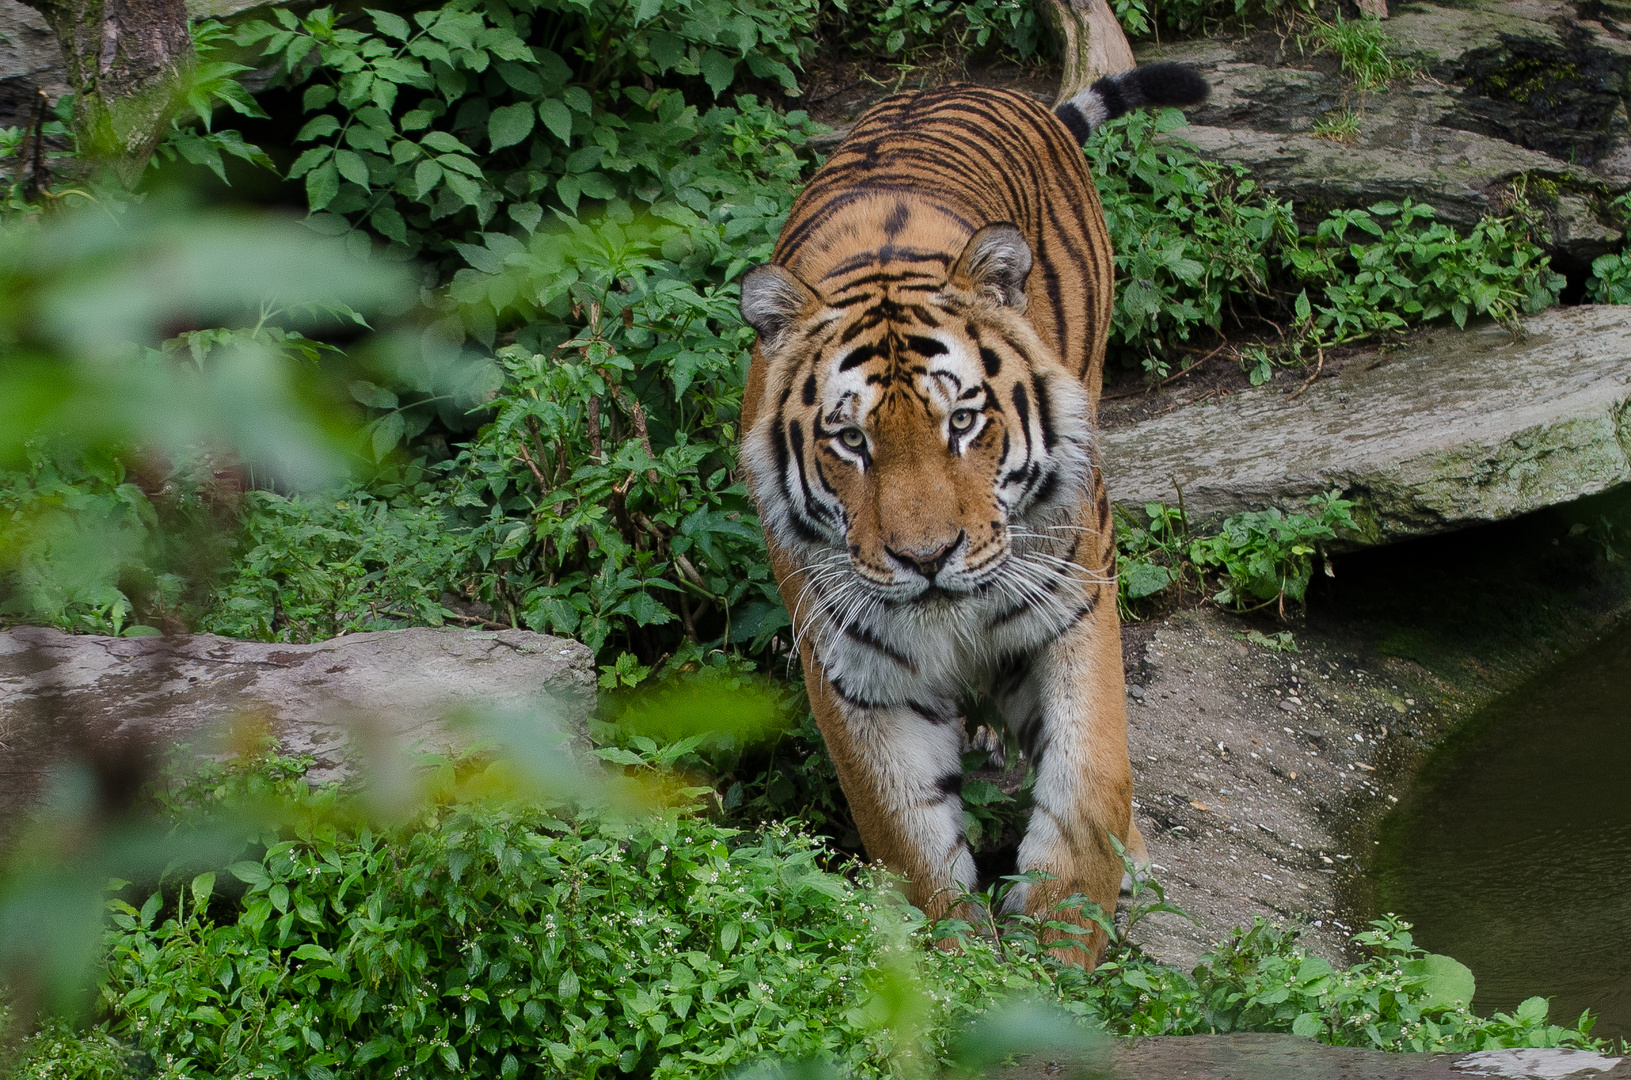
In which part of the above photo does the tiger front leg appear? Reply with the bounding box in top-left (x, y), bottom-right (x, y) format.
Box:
top-left (807, 671), bottom-right (977, 924)
top-left (1003, 599), bottom-right (1136, 967)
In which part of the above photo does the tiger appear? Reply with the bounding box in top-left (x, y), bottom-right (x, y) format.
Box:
top-left (737, 65), bottom-right (1208, 966)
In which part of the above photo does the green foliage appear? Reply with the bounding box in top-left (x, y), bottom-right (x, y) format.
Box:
top-left (1066, 915), bottom-right (1599, 1051)
top-left (1302, 15), bottom-right (1412, 90)
top-left (1089, 116), bottom-right (1561, 376)
top-left (1588, 250), bottom-right (1631, 303)
top-left (0, 450), bottom-right (216, 637)
top-left (1116, 491), bottom-right (1358, 616)
top-left (1188, 491), bottom-right (1358, 611)
top-left (1584, 193), bottom-right (1631, 302)
top-left (1285, 201), bottom-right (1562, 345)
top-left (200, 483), bottom-right (479, 641)
top-left (2, 750), bottom-right (1605, 1080)
top-left (1112, 0), bottom-right (1311, 39)
top-left (1088, 112), bottom-right (1295, 378)
top-left (0, 200), bottom-right (422, 636)
top-left (0, 750), bottom-right (1044, 1080)
top-left (236, 0), bottom-right (817, 263)
top-left (827, 0), bottom-right (1043, 60)
top-left (149, 22), bottom-right (277, 184)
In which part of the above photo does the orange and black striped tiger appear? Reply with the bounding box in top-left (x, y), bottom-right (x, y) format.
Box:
top-left (738, 66), bottom-right (1207, 966)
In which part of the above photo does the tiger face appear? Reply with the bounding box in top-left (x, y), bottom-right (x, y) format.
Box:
top-left (740, 224), bottom-right (1097, 622)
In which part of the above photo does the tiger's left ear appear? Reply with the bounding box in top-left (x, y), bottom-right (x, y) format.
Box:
top-left (950, 224), bottom-right (1032, 311)
top-left (740, 263), bottom-right (820, 353)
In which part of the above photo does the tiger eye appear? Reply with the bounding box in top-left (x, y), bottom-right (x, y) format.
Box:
top-left (949, 409), bottom-right (976, 432)
top-left (840, 427), bottom-right (866, 448)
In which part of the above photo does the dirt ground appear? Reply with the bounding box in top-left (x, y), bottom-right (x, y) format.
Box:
top-left (1121, 605), bottom-right (1443, 966)
top-left (1114, 501), bottom-right (1631, 968)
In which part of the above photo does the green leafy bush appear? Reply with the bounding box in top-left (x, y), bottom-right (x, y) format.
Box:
top-left (826, 0), bottom-right (1043, 60)
top-left (1088, 112), bottom-right (1295, 376)
top-left (0, 451), bottom-right (186, 637)
top-left (2, 752), bottom-right (1604, 1079)
top-left (1116, 491), bottom-right (1358, 615)
top-left (238, 0), bottom-right (817, 266)
top-left (1286, 201), bottom-right (1562, 345)
top-left (1111, 0), bottom-right (1311, 39)
top-left (1087, 120), bottom-right (1560, 379)
top-left (0, 750), bottom-right (1046, 1080)
top-left (1588, 251), bottom-right (1631, 303)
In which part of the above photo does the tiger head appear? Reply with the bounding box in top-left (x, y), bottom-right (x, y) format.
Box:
top-left (739, 223), bottom-right (1098, 613)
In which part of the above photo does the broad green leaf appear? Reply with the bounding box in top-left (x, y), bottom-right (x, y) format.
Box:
top-left (538, 98), bottom-right (573, 144)
top-left (488, 102), bottom-right (534, 150)
top-left (418, 130), bottom-right (470, 154)
top-left (1402, 954), bottom-right (1476, 1011)
top-left (413, 158), bottom-right (443, 197)
top-left (306, 161), bottom-right (339, 210)
top-left (365, 7), bottom-right (411, 39)
top-left (698, 48), bottom-right (736, 96)
top-left (296, 114), bottom-right (341, 142)
top-left (334, 148), bottom-right (371, 187)
top-left (349, 380), bottom-right (398, 409)
top-left (189, 872), bottom-right (216, 908)
top-left (371, 411), bottom-right (405, 460)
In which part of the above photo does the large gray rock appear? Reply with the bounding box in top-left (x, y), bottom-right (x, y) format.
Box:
top-left (1100, 305), bottom-right (1631, 543)
top-left (0, 0), bottom-right (287, 131)
top-left (0, 0), bottom-right (67, 132)
top-left (0, 626), bottom-right (595, 823)
top-left (1136, 0), bottom-right (1631, 262)
top-left (998, 1035), bottom-right (1629, 1080)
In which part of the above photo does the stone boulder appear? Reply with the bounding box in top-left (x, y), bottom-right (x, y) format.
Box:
top-left (1136, 0), bottom-right (1631, 265)
top-left (0, 0), bottom-right (290, 131)
top-left (997, 1034), bottom-right (1628, 1080)
top-left (1100, 305), bottom-right (1631, 543)
top-left (0, 625), bottom-right (596, 824)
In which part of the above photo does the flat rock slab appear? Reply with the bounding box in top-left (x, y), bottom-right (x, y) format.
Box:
top-left (1100, 306), bottom-right (1631, 543)
top-left (0, 626), bottom-right (595, 825)
top-left (999, 1035), bottom-right (1629, 1080)
top-left (1137, 0), bottom-right (1631, 259)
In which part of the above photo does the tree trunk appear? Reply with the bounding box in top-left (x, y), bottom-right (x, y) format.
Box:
top-left (1040, 0), bottom-right (1136, 105)
top-left (19, 0), bottom-right (193, 186)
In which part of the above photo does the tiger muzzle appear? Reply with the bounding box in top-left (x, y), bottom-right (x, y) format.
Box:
top-left (884, 531), bottom-right (965, 581)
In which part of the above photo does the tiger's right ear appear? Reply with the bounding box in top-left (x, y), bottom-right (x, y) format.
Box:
top-left (950, 223), bottom-right (1032, 311)
top-left (740, 264), bottom-right (819, 352)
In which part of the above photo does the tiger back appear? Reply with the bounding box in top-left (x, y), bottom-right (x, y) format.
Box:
top-left (738, 68), bottom-right (1206, 966)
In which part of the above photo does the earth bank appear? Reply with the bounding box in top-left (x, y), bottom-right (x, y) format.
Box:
top-left (1116, 483), bottom-right (1631, 969)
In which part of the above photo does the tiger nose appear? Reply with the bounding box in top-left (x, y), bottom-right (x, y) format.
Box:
top-left (885, 532), bottom-right (965, 580)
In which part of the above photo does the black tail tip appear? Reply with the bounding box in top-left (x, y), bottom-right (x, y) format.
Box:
top-left (1122, 62), bottom-right (1210, 109)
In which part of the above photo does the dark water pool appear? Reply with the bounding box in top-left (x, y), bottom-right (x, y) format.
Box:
top-left (1370, 624), bottom-right (1631, 1040)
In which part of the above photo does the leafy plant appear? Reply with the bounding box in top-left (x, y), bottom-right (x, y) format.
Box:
top-left (1116, 491), bottom-right (1358, 616)
top-left (1588, 250), bottom-right (1631, 303)
top-left (1088, 112), bottom-right (1297, 378)
top-left (1115, 0), bottom-right (1312, 39)
top-left (1284, 200), bottom-right (1562, 347)
top-left (236, 0), bottom-right (817, 266)
top-left (826, 0), bottom-right (1043, 60)
top-left (1187, 490), bottom-right (1357, 613)
top-left (3, 749), bottom-right (1606, 1079)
